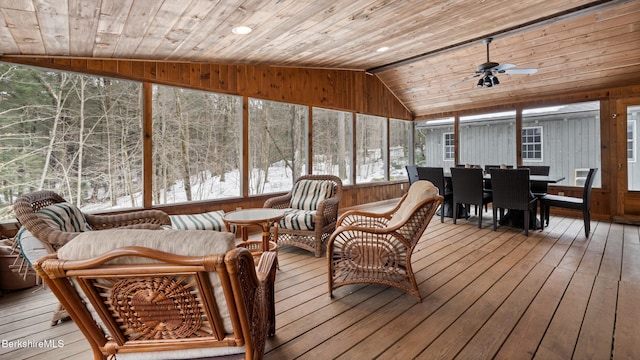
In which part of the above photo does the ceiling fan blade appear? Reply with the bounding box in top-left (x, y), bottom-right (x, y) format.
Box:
top-left (499, 68), bottom-right (538, 74)
top-left (492, 63), bottom-right (516, 72)
top-left (450, 73), bottom-right (481, 87)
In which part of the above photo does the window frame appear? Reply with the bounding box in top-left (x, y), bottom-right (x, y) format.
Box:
top-left (443, 132), bottom-right (455, 161)
top-left (628, 119), bottom-right (636, 163)
top-left (521, 126), bottom-right (543, 162)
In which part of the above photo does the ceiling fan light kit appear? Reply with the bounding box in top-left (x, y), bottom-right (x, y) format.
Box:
top-left (460, 37), bottom-right (538, 88)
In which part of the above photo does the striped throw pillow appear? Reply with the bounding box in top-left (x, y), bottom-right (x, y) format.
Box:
top-left (289, 180), bottom-right (334, 211)
top-left (36, 202), bottom-right (92, 232)
top-left (170, 210), bottom-right (232, 232)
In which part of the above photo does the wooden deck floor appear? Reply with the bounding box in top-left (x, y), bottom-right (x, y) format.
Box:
top-left (1, 210), bottom-right (639, 359)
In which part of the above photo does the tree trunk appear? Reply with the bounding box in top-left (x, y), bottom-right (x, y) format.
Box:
top-left (37, 73), bottom-right (69, 191)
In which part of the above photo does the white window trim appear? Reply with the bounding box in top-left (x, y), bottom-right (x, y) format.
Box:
top-left (522, 126), bottom-right (543, 162)
top-left (443, 132), bottom-right (454, 161)
top-left (628, 120), bottom-right (636, 163)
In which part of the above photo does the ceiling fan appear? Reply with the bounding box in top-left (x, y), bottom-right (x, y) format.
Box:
top-left (454, 37), bottom-right (538, 88)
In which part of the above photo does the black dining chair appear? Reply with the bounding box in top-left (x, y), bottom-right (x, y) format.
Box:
top-left (405, 165), bottom-right (419, 185)
top-left (417, 167), bottom-right (453, 223)
top-left (489, 168), bottom-right (538, 236)
top-left (518, 165), bottom-right (551, 197)
top-left (539, 168), bottom-right (598, 237)
top-left (450, 167), bottom-right (492, 228)
top-left (483, 165), bottom-right (512, 193)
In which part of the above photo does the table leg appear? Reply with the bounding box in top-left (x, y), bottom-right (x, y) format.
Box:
top-left (261, 222), bottom-right (271, 253)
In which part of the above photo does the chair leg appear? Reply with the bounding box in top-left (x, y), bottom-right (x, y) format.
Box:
top-left (584, 209), bottom-right (591, 237)
top-left (478, 207), bottom-right (483, 228)
top-left (524, 210), bottom-right (529, 236)
top-left (545, 205), bottom-right (550, 225)
top-left (492, 207), bottom-right (498, 231)
top-left (440, 204), bottom-right (444, 223)
top-left (453, 202), bottom-right (458, 224)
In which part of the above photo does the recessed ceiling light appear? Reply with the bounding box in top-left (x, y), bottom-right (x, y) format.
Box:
top-left (232, 26), bottom-right (252, 35)
top-left (376, 46), bottom-right (390, 52)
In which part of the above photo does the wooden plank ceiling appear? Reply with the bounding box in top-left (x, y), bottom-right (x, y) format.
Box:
top-left (0, 0), bottom-right (638, 118)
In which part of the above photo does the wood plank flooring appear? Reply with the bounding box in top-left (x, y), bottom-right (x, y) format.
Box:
top-left (1, 210), bottom-right (639, 359)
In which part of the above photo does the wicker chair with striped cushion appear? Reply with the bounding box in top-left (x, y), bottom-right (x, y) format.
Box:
top-left (13, 189), bottom-right (171, 325)
top-left (263, 175), bottom-right (343, 257)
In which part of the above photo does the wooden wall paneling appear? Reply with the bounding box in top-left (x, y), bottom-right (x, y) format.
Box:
top-left (143, 61), bottom-right (156, 79)
top-left (299, 68), bottom-right (313, 104)
top-left (1, 56), bottom-right (411, 119)
top-left (208, 63), bottom-right (219, 90)
top-left (228, 64), bottom-right (239, 93)
top-left (102, 59), bottom-right (117, 73)
top-left (199, 64), bottom-right (210, 86)
top-left (218, 63), bottom-right (230, 92)
top-left (117, 60), bottom-right (132, 77)
top-left (156, 62), bottom-right (167, 81)
top-left (243, 65), bottom-right (256, 97)
top-left (190, 63), bottom-right (200, 87)
top-left (167, 62), bottom-right (180, 83)
top-left (179, 62), bottom-right (190, 85)
top-left (131, 61), bottom-right (145, 79)
top-left (87, 59), bottom-right (102, 71)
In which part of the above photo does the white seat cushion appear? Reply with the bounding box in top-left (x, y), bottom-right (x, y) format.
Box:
top-left (58, 228), bottom-right (235, 262)
top-left (15, 227), bottom-right (50, 265)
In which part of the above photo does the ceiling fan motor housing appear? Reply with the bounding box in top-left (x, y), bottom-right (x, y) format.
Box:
top-left (478, 62), bottom-right (499, 72)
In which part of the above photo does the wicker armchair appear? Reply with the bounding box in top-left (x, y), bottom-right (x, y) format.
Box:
top-left (13, 190), bottom-right (171, 252)
top-left (34, 229), bottom-right (277, 360)
top-left (328, 180), bottom-right (443, 302)
top-left (263, 175), bottom-right (343, 257)
top-left (13, 189), bottom-right (171, 325)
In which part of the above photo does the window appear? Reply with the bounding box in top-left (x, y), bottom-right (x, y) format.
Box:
top-left (444, 132), bottom-right (455, 161)
top-left (312, 108), bottom-right (353, 184)
top-left (628, 120), bottom-right (636, 162)
top-left (152, 85), bottom-right (242, 204)
top-left (628, 106), bottom-right (640, 191)
top-left (389, 119), bottom-right (411, 180)
top-left (356, 114), bottom-right (387, 183)
top-left (248, 99), bottom-right (308, 195)
top-left (0, 63), bottom-right (144, 219)
top-left (522, 127), bottom-right (543, 161)
top-left (414, 117), bottom-right (454, 167)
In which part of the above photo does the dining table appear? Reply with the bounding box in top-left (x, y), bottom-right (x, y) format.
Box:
top-left (438, 171), bottom-right (566, 222)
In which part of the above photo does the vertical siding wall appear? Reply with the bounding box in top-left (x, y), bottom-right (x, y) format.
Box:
top-left (459, 120), bottom-right (516, 166)
top-left (529, 111), bottom-right (601, 187)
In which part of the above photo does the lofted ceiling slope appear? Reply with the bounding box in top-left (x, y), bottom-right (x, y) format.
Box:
top-left (0, 0), bottom-right (638, 117)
